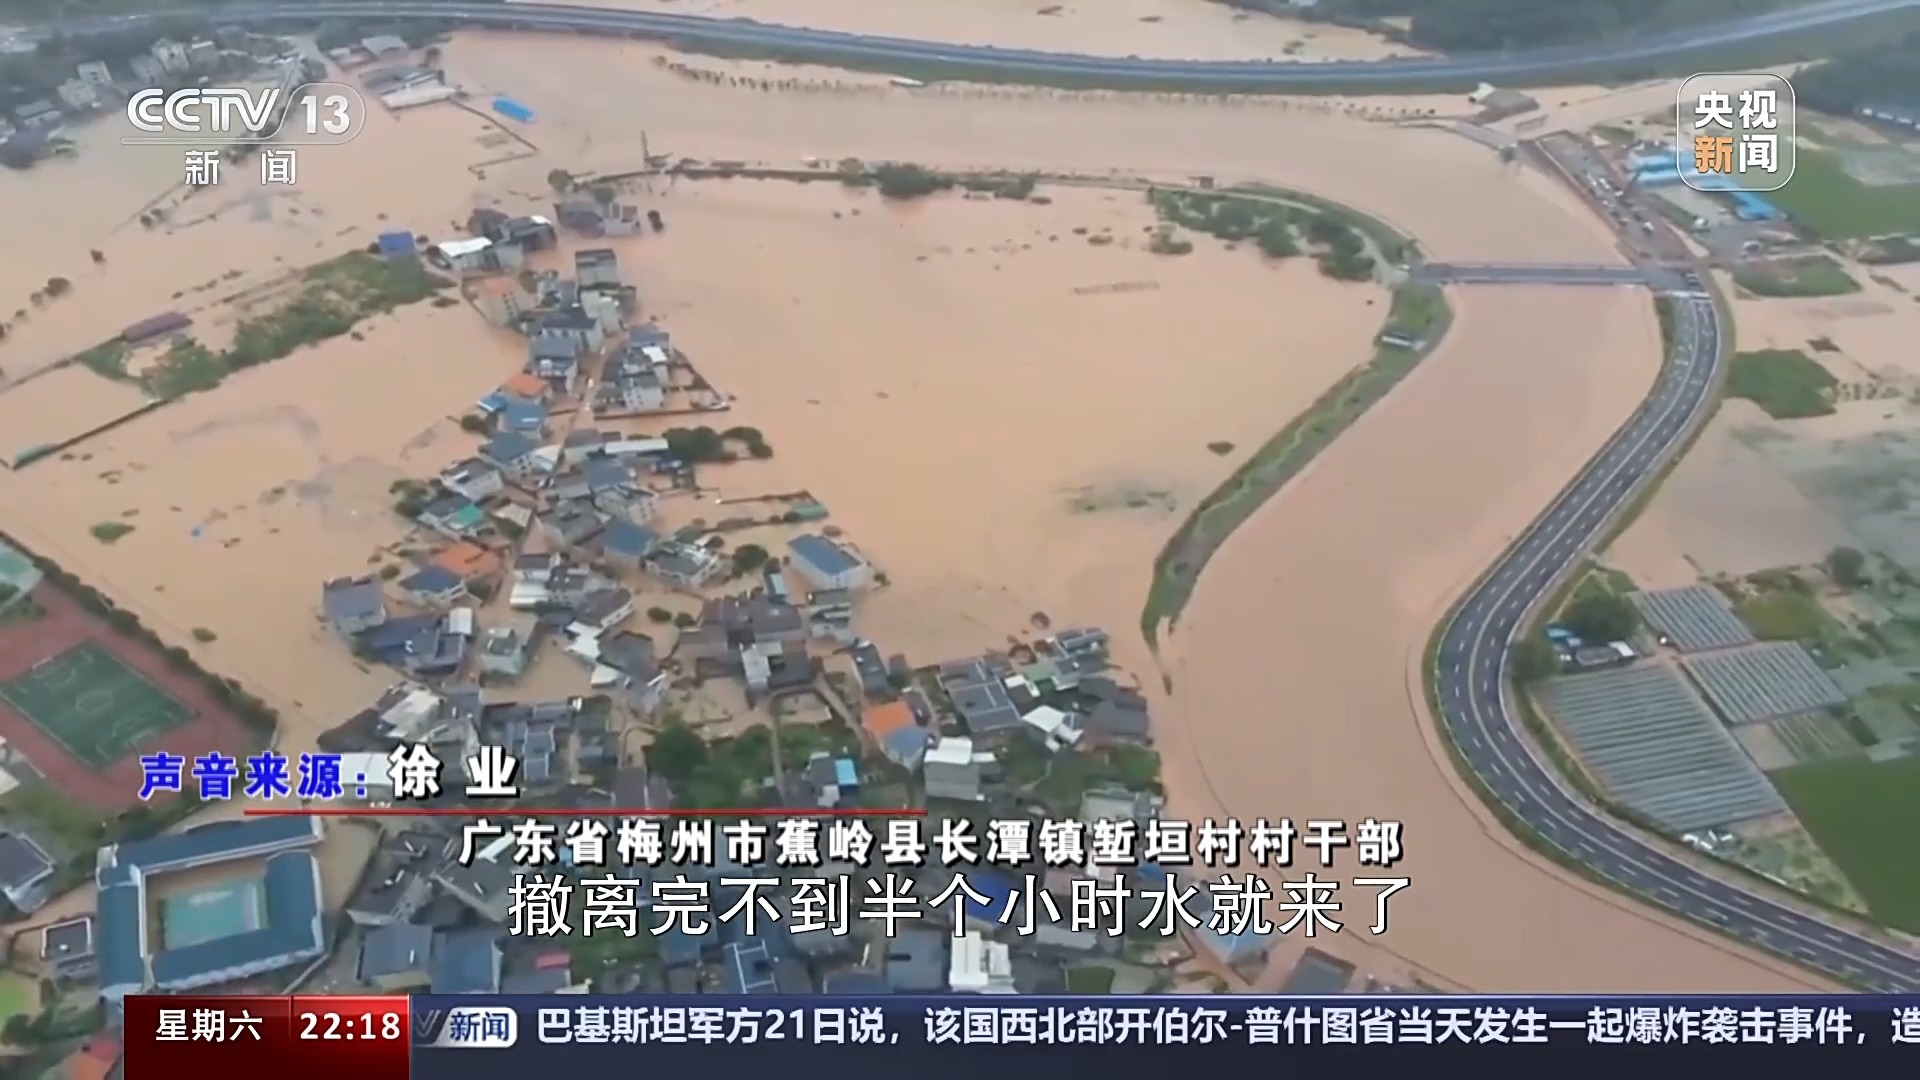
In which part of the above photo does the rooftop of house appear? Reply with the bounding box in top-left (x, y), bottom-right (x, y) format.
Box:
top-left (431, 856), bottom-right (515, 920)
top-left (601, 519), bottom-right (662, 557)
top-left (429, 928), bottom-right (503, 994)
top-left (482, 431), bottom-right (540, 463)
top-left (545, 500), bottom-right (605, 541)
top-left (322, 576), bottom-right (385, 621)
top-left (575, 587), bottom-right (633, 624)
top-left (884, 927), bottom-right (948, 992)
top-left (500, 372), bottom-right (546, 399)
top-left (883, 724), bottom-right (930, 764)
top-left (789, 533), bottom-right (865, 576)
top-left (433, 541), bottom-right (501, 580)
top-left (652, 546), bottom-right (717, 581)
top-left (540, 306), bottom-right (597, 332)
top-left (923, 736), bottom-right (979, 769)
top-left (502, 397), bottom-right (547, 427)
top-left (528, 331), bottom-right (579, 361)
top-left (41, 915), bottom-right (94, 963)
top-left (582, 458), bottom-right (633, 491)
top-left (676, 623), bottom-right (730, 655)
top-left (1082, 700), bottom-right (1151, 741)
top-left (0, 831), bottom-right (54, 894)
top-left (860, 700), bottom-right (915, 742)
top-left (346, 829), bottom-right (444, 920)
top-left (359, 922), bottom-right (434, 982)
top-left (399, 565), bottom-right (464, 595)
top-left (575, 248), bottom-right (617, 269)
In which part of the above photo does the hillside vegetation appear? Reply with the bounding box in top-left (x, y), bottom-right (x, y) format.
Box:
top-left (1796, 32), bottom-right (1920, 114)
top-left (1217, 0), bottom-right (1824, 51)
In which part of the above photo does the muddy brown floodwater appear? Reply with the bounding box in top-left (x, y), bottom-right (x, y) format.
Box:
top-left (0, 25), bottom-right (1831, 989)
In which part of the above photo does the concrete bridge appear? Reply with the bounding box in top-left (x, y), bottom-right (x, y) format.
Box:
top-left (1413, 263), bottom-right (1674, 287)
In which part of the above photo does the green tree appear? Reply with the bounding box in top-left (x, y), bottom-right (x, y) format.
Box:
top-left (546, 168), bottom-right (575, 193)
top-left (1825, 545), bottom-right (1868, 588)
top-left (590, 183), bottom-right (617, 207)
top-left (1512, 635), bottom-right (1562, 682)
top-left (1562, 592), bottom-right (1639, 643)
top-left (731, 544), bottom-right (770, 574)
top-left (646, 720), bottom-right (709, 783)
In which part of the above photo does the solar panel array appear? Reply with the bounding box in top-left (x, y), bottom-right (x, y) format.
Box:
top-left (1535, 665), bottom-right (1785, 832)
top-left (1630, 585), bottom-right (1756, 653)
top-left (1681, 642), bottom-right (1848, 724)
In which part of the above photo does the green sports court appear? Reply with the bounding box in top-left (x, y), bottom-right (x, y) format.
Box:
top-left (0, 641), bottom-right (193, 769)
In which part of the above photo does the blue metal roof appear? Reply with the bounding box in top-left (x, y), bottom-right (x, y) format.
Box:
top-left (149, 851), bottom-right (323, 987)
top-left (960, 870), bottom-right (1015, 923)
top-left (602, 519), bottom-right (660, 556)
top-left (882, 725), bottom-right (929, 761)
top-left (788, 533), bottom-right (863, 577)
top-left (429, 928), bottom-right (502, 994)
top-left (482, 432), bottom-right (539, 463)
top-left (400, 565), bottom-right (463, 594)
top-left (833, 758), bottom-right (858, 788)
top-left (96, 881), bottom-right (148, 992)
top-left (100, 816), bottom-right (321, 881)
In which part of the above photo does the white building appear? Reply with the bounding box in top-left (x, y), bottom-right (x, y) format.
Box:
top-left (55, 79), bottom-right (97, 110)
top-left (75, 61), bottom-right (113, 87)
top-left (151, 40), bottom-right (191, 73)
top-left (923, 737), bottom-right (990, 802)
top-left (1020, 705), bottom-right (1083, 753)
top-left (948, 931), bottom-right (1015, 994)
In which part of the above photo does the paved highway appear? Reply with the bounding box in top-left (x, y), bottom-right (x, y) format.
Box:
top-left (55, 0), bottom-right (1920, 90)
top-left (1433, 289), bottom-right (1920, 990)
top-left (56, 0), bottom-right (1920, 987)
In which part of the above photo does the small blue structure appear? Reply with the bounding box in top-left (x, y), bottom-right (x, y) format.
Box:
top-left (1725, 189), bottom-right (1782, 221)
top-left (376, 230), bottom-right (416, 259)
top-left (1633, 162), bottom-right (1783, 221)
top-left (491, 97), bottom-right (534, 123)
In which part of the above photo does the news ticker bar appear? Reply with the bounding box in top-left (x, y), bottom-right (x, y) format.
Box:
top-left (125, 995), bottom-right (1920, 1079)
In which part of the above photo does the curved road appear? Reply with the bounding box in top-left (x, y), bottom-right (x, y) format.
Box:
top-left (53, 0), bottom-right (1920, 90)
top-left (1435, 290), bottom-right (1919, 991)
top-left (53, 0), bottom-right (1920, 987)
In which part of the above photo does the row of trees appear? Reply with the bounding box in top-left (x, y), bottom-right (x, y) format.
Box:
top-left (1218, 0), bottom-right (1813, 53)
top-left (1796, 33), bottom-right (1920, 116)
top-left (663, 425), bottom-right (773, 463)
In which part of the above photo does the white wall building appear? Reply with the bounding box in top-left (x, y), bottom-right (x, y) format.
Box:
top-left (949, 931), bottom-right (1015, 994)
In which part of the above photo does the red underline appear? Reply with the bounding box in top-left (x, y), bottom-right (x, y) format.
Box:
top-left (242, 806), bottom-right (926, 817)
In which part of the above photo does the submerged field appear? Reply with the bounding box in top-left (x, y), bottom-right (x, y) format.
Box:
top-left (0, 28), bottom-right (1831, 991)
top-left (1772, 755), bottom-right (1920, 933)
